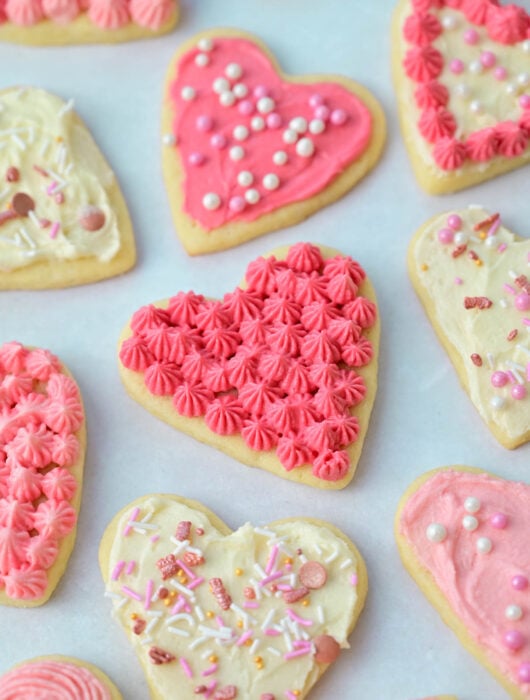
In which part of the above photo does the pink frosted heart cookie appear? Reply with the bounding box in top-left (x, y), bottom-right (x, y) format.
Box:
top-left (0, 341), bottom-right (86, 606)
top-left (392, 0), bottom-right (530, 193)
top-left (0, 0), bottom-right (179, 46)
top-left (397, 467), bottom-right (530, 700)
top-left (409, 206), bottom-right (530, 449)
top-left (162, 29), bottom-right (386, 254)
top-left (100, 494), bottom-right (367, 700)
top-left (118, 243), bottom-right (379, 490)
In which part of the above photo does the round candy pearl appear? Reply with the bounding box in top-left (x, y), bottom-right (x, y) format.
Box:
top-left (195, 53), bottom-right (209, 67)
top-left (470, 100), bottom-right (483, 114)
top-left (289, 117), bottom-right (307, 134)
top-left (450, 59), bottom-right (465, 74)
top-left (283, 129), bottom-right (298, 144)
top-left (490, 396), bottom-right (505, 410)
top-left (245, 188), bottom-right (260, 204)
top-left (476, 537), bottom-right (492, 554)
top-left (251, 116), bottom-right (265, 131)
top-left (491, 371), bottom-right (509, 388)
top-left (485, 236), bottom-right (498, 248)
top-left (314, 105), bottom-right (330, 121)
top-left (219, 91), bottom-right (235, 107)
top-left (162, 133), bottom-right (176, 146)
top-left (438, 228), bottom-right (454, 244)
top-left (518, 663), bottom-right (530, 683)
top-left (253, 85), bottom-right (268, 98)
top-left (309, 94), bottom-right (324, 108)
top-left (273, 150), bottom-right (288, 166)
top-left (454, 231), bottom-right (468, 245)
top-left (442, 15), bottom-right (457, 30)
top-left (494, 66), bottom-right (508, 81)
top-left (455, 84), bottom-right (471, 99)
top-left (330, 109), bottom-right (347, 125)
top-left (196, 115), bottom-right (213, 132)
top-left (515, 293), bottom-right (530, 311)
top-left (506, 605), bottom-right (523, 621)
top-left (513, 575), bottom-right (529, 591)
top-left (512, 385), bottom-right (527, 401)
top-left (202, 193), bottom-right (220, 210)
top-left (237, 171), bottom-right (253, 187)
top-left (233, 83), bottom-right (248, 99)
top-left (447, 214), bottom-right (462, 231)
top-left (505, 630), bottom-right (525, 651)
top-left (210, 134), bottom-right (226, 149)
top-left (213, 77), bottom-right (230, 94)
top-left (296, 137), bottom-right (315, 158)
top-left (263, 173), bottom-right (280, 190)
top-left (181, 86), bottom-right (196, 101)
top-left (197, 37), bottom-right (213, 51)
top-left (490, 512), bottom-right (508, 529)
top-left (309, 119), bottom-right (325, 135)
top-left (480, 51), bottom-right (496, 69)
top-left (238, 100), bottom-right (254, 116)
top-left (229, 146), bottom-right (244, 161)
top-left (229, 196), bottom-right (245, 213)
top-left (464, 497), bottom-right (481, 513)
top-left (464, 28), bottom-right (479, 45)
top-left (267, 113), bottom-right (282, 129)
top-left (506, 83), bottom-right (517, 95)
top-left (426, 523), bottom-right (446, 543)
top-left (188, 152), bottom-right (205, 166)
top-left (469, 60), bottom-right (483, 75)
top-left (257, 97), bottom-right (275, 114)
top-left (462, 515), bottom-right (478, 531)
top-left (518, 73), bottom-right (530, 87)
top-left (225, 63), bottom-right (242, 80)
top-left (233, 125), bottom-right (249, 141)
top-left (520, 95), bottom-right (530, 110)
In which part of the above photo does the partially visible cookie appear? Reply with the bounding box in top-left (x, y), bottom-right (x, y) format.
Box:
top-left (392, 0), bottom-right (530, 194)
top-left (0, 1), bottom-right (179, 45)
top-left (0, 87), bottom-right (135, 289)
top-left (0, 656), bottom-right (122, 699)
top-left (162, 28), bottom-right (386, 254)
top-left (0, 341), bottom-right (86, 607)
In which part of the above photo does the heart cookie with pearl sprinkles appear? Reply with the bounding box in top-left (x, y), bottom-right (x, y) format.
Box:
top-left (0, 0), bottom-right (179, 46)
top-left (409, 206), bottom-right (530, 449)
top-left (0, 656), bottom-right (122, 699)
top-left (396, 467), bottom-right (530, 700)
top-left (0, 341), bottom-right (86, 607)
top-left (162, 29), bottom-right (386, 255)
top-left (118, 243), bottom-right (379, 489)
top-left (392, 0), bottom-right (530, 194)
top-left (100, 494), bottom-right (367, 700)
top-left (0, 87), bottom-right (135, 289)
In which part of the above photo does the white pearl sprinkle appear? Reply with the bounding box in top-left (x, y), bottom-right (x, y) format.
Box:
top-left (289, 117), bottom-right (307, 134)
top-left (490, 396), bottom-right (505, 410)
top-left (195, 53), bottom-right (210, 68)
top-left (464, 497), bottom-right (481, 514)
top-left (523, 40), bottom-right (530, 53)
top-left (283, 129), bottom-right (298, 144)
top-left (476, 537), bottom-right (492, 554)
top-left (197, 38), bottom-right (213, 52)
top-left (181, 86), bottom-right (196, 101)
top-left (257, 97), bottom-right (275, 114)
top-left (506, 605), bottom-right (523, 621)
top-left (455, 84), bottom-right (472, 99)
top-left (237, 171), bottom-right (254, 187)
top-left (219, 91), bottom-right (236, 107)
top-left (273, 150), bottom-right (288, 166)
top-left (469, 100), bottom-right (483, 114)
top-left (251, 116), bottom-right (265, 131)
top-left (263, 173), bottom-right (280, 190)
top-left (233, 83), bottom-right (248, 99)
top-left (296, 137), bottom-right (315, 158)
top-left (426, 523), bottom-right (447, 543)
top-left (245, 188), bottom-right (260, 204)
top-left (213, 78), bottom-right (230, 94)
top-left (517, 73), bottom-right (530, 87)
top-left (202, 193), bottom-right (220, 210)
top-left (454, 232), bottom-right (468, 245)
top-left (442, 15), bottom-right (457, 30)
top-left (469, 60), bottom-right (483, 75)
top-left (485, 236), bottom-right (497, 248)
top-left (506, 83), bottom-right (517, 95)
top-left (462, 515), bottom-right (478, 531)
top-left (233, 125), bottom-right (249, 141)
top-left (229, 146), bottom-right (245, 161)
top-left (225, 63), bottom-right (242, 80)
top-left (309, 119), bottom-right (325, 135)
top-left (162, 133), bottom-right (176, 146)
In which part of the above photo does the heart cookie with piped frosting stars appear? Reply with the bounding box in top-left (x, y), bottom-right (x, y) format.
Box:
top-left (0, 341), bottom-right (86, 607)
top-left (118, 243), bottom-right (379, 490)
top-left (409, 206), bottom-right (530, 449)
top-left (392, 0), bottom-right (530, 194)
top-left (100, 493), bottom-right (367, 700)
top-left (397, 467), bottom-right (530, 700)
top-left (162, 29), bottom-right (386, 255)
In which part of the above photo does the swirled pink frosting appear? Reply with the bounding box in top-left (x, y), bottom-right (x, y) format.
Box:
top-left (404, 11), bottom-right (442, 45)
top-left (461, 0), bottom-right (494, 24)
top-left (0, 660), bottom-right (111, 699)
top-left (487, 4), bottom-right (529, 44)
top-left (404, 46), bottom-right (444, 82)
top-left (130, 0), bottom-right (174, 30)
top-left (5, 0), bottom-right (44, 25)
top-left (433, 137), bottom-right (467, 170)
top-left (414, 80), bottom-right (449, 109)
top-left (42, 0), bottom-right (80, 22)
top-left (466, 127), bottom-right (499, 161)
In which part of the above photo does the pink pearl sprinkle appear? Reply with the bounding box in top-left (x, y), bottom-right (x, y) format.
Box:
top-left (464, 28), bottom-right (479, 45)
top-left (519, 95), bottom-right (530, 110)
top-left (188, 152), bottom-right (205, 166)
top-left (309, 94), bottom-right (324, 108)
top-left (438, 228), bottom-right (454, 244)
top-left (512, 575), bottom-right (528, 591)
top-left (480, 51), bottom-right (496, 68)
top-left (253, 85), bottom-right (268, 98)
top-left (196, 115), bottom-right (213, 132)
top-left (266, 112), bottom-right (282, 129)
top-left (515, 293), bottom-right (530, 312)
top-left (210, 134), bottom-right (226, 149)
top-left (512, 384), bottom-right (527, 400)
top-left (330, 109), bottom-right (347, 126)
top-left (494, 66), bottom-right (507, 81)
top-left (229, 196), bottom-right (246, 213)
top-left (505, 630), bottom-right (525, 651)
top-left (491, 371), bottom-right (508, 388)
top-left (490, 512), bottom-right (508, 529)
top-left (54, 192), bottom-right (64, 205)
top-left (447, 214), bottom-right (462, 231)
top-left (449, 59), bottom-right (465, 75)
top-left (315, 105), bottom-right (330, 121)
top-left (518, 663), bottom-right (530, 683)
top-left (238, 100), bottom-right (254, 115)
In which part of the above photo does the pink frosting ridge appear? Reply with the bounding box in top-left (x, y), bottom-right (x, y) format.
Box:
top-left (400, 469), bottom-right (530, 693)
top-left (169, 37), bottom-right (374, 232)
top-left (0, 342), bottom-right (83, 601)
top-left (5, 0), bottom-right (44, 25)
top-left (119, 244), bottom-right (377, 482)
top-left (0, 660), bottom-right (111, 700)
top-left (42, 0), bottom-right (80, 22)
top-left (129, 0), bottom-right (174, 29)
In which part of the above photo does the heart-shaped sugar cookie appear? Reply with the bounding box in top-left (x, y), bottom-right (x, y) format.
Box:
top-left (392, 0), bottom-right (530, 194)
top-left (100, 494), bottom-right (367, 700)
top-left (396, 467), bottom-right (530, 700)
top-left (162, 29), bottom-right (386, 254)
top-left (409, 206), bottom-right (530, 449)
top-left (118, 243), bottom-right (379, 489)
top-left (0, 87), bottom-right (136, 289)
top-left (0, 341), bottom-right (86, 607)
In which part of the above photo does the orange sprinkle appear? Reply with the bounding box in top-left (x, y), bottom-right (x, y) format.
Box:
top-left (301, 599), bottom-right (310, 607)
top-left (420, 263), bottom-right (428, 271)
top-left (235, 568), bottom-right (243, 576)
top-left (208, 655), bottom-right (218, 664)
top-left (206, 611), bottom-right (214, 619)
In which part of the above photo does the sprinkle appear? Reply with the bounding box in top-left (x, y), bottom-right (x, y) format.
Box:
top-left (249, 639), bottom-right (260, 654)
top-left (265, 545), bottom-right (279, 574)
top-left (19, 227), bottom-right (35, 249)
top-left (350, 573), bottom-right (358, 586)
top-left (486, 353), bottom-right (495, 369)
top-left (516, 345), bottom-right (530, 358)
top-left (180, 658), bottom-right (193, 678)
top-left (504, 284), bottom-right (516, 294)
top-left (316, 605), bottom-right (324, 623)
top-left (202, 664), bottom-right (218, 677)
top-left (286, 692), bottom-right (298, 700)
top-left (204, 681), bottom-right (217, 698)
top-left (286, 609), bottom-right (313, 627)
top-left (509, 270), bottom-right (519, 280)
top-left (122, 586), bottom-right (142, 601)
top-left (58, 98), bottom-right (75, 117)
top-left (498, 243), bottom-right (507, 253)
top-left (126, 561), bottom-right (136, 575)
top-left (500, 299), bottom-right (509, 309)
top-left (284, 647), bottom-right (312, 660)
top-left (236, 631), bottom-right (253, 646)
top-left (197, 625), bottom-right (232, 640)
top-left (140, 636), bottom-right (153, 646)
top-left (194, 605), bottom-right (205, 622)
top-left (188, 577), bottom-right (205, 591)
top-left (167, 613), bottom-right (194, 627)
top-left (255, 527), bottom-right (276, 538)
top-left (527, 363), bottom-right (530, 382)
top-left (471, 353), bottom-right (482, 367)
top-left (267, 646), bottom-right (281, 656)
top-left (260, 571), bottom-right (284, 586)
top-left (507, 329), bottom-right (519, 342)
top-left (283, 631), bottom-right (293, 652)
top-left (265, 628), bottom-right (280, 636)
top-left (150, 534), bottom-right (160, 543)
top-left (474, 212), bottom-right (499, 231)
top-left (123, 507), bottom-right (140, 536)
top-left (145, 617), bottom-right (160, 635)
top-left (111, 561), bottom-right (126, 581)
top-left (104, 591), bottom-right (122, 600)
top-left (324, 548), bottom-right (338, 564)
top-left (189, 636), bottom-right (208, 650)
top-left (167, 627), bottom-right (191, 637)
top-left (11, 133), bottom-right (26, 150)
top-left (261, 609), bottom-right (275, 631)
top-left (488, 217), bottom-right (501, 237)
top-left (145, 579), bottom-right (154, 610)
top-left (243, 601), bottom-right (259, 609)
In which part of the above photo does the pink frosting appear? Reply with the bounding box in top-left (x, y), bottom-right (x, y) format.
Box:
top-left (466, 127), bottom-right (499, 161)
top-left (486, 4), bottom-right (529, 44)
top-left (403, 11), bottom-right (442, 45)
top-left (5, 0), bottom-right (44, 25)
top-left (42, 0), bottom-right (80, 22)
top-left (418, 107), bottom-right (457, 143)
top-left (461, 0), bottom-right (493, 24)
top-left (403, 46), bottom-right (444, 82)
top-left (173, 383), bottom-right (213, 417)
top-left (169, 38), bottom-right (373, 231)
top-left (88, 0), bottom-right (130, 29)
top-left (399, 469), bottom-right (530, 694)
top-left (129, 0), bottom-right (174, 30)
top-left (496, 122), bottom-right (528, 157)
top-left (3, 564), bottom-right (48, 600)
top-left (119, 336), bottom-right (155, 372)
top-left (414, 81), bottom-right (450, 109)
top-left (433, 137), bottom-right (467, 170)
top-left (241, 418), bottom-right (277, 451)
top-left (0, 660), bottom-right (111, 699)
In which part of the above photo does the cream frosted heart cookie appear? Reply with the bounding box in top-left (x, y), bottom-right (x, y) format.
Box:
top-left (392, 0), bottom-right (530, 194)
top-left (0, 1), bottom-right (179, 46)
top-left (396, 466), bottom-right (530, 700)
top-left (100, 494), bottom-right (367, 700)
top-left (162, 29), bottom-right (386, 255)
top-left (0, 655), bottom-right (122, 699)
top-left (0, 341), bottom-right (86, 607)
top-left (118, 243), bottom-right (379, 490)
top-left (0, 87), bottom-right (135, 289)
top-left (409, 206), bottom-right (530, 449)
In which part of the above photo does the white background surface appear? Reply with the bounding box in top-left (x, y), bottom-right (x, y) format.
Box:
top-left (1, 1), bottom-right (529, 698)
